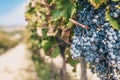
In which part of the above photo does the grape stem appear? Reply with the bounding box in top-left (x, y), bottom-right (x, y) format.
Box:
top-left (69, 18), bottom-right (89, 29)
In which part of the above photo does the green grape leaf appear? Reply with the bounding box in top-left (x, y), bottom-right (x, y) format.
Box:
top-left (42, 37), bottom-right (57, 53)
top-left (60, 3), bottom-right (75, 22)
top-left (53, 0), bottom-right (66, 4)
top-left (51, 0), bottom-right (75, 23)
top-left (26, 7), bottom-right (36, 14)
top-left (51, 10), bottom-right (61, 20)
top-left (43, 41), bottom-right (53, 53)
top-left (51, 47), bottom-right (60, 58)
top-left (112, 0), bottom-right (119, 2)
top-left (43, 41), bottom-right (60, 57)
top-left (42, 29), bottom-right (48, 39)
top-left (105, 6), bottom-right (120, 30)
top-left (41, 40), bottom-right (48, 46)
top-left (67, 21), bottom-right (73, 28)
top-left (66, 49), bottom-right (78, 67)
top-left (41, 13), bottom-right (46, 21)
top-left (46, 0), bottom-right (52, 4)
top-left (67, 57), bottom-right (78, 67)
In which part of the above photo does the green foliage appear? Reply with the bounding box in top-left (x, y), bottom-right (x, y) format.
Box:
top-left (42, 36), bottom-right (61, 58)
top-left (42, 29), bottom-right (48, 39)
top-left (51, 47), bottom-right (60, 58)
top-left (105, 6), bottom-right (120, 30)
top-left (50, 0), bottom-right (75, 22)
top-left (0, 31), bottom-right (18, 54)
top-left (25, 1), bottom-right (76, 79)
top-left (43, 40), bottom-right (53, 53)
top-left (112, 0), bottom-right (119, 2)
top-left (65, 49), bottom-right (79, 67)
top-left (32, 53), bottom-right (60, 80)
top-left (25, 0), bottom-right (76, 55)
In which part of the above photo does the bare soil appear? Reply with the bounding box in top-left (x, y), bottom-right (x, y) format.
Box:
top-left (0, 43), bottom-right (38, 80)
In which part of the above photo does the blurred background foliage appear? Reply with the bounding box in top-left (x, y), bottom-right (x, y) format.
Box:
top-left (0, 26), bottom-right (24, 55)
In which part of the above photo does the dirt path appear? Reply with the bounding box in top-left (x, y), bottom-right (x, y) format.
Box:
top-left (0, 43), bottom-right (38, 80)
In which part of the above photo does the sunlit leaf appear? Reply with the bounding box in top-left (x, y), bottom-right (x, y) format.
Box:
top-left (112, 0), bottom-right (119, 2)
top-left (51, 10), bottom-right (61, 20)
top-left (105, 6), bottom-right (120, 30)
top-left (88, 0), bottom-right (107, 9)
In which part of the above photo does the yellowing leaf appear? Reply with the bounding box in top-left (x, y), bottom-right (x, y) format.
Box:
top-left (89, 0), bottom-right (107, 9)
top-left (105, 6), bottom-right (120, 30)
top-left (112, 0), bottom-right (119, 2)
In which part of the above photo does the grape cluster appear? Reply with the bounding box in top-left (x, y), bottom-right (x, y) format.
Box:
top-left (70, 0), bottom-right (120, 80)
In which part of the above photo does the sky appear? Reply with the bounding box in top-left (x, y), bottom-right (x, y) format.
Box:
top-left (0, 0), bottom-right (28, 26)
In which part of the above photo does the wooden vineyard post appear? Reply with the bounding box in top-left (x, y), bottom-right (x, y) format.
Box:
top-left (80, 57), bottom-right (87, 80)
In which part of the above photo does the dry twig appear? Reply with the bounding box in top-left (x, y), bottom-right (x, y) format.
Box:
top-left (69, 19), bottom-right (89, 29)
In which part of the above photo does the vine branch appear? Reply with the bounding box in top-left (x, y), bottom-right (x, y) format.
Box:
top-left (69, 18), bottom-right (89, 29)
